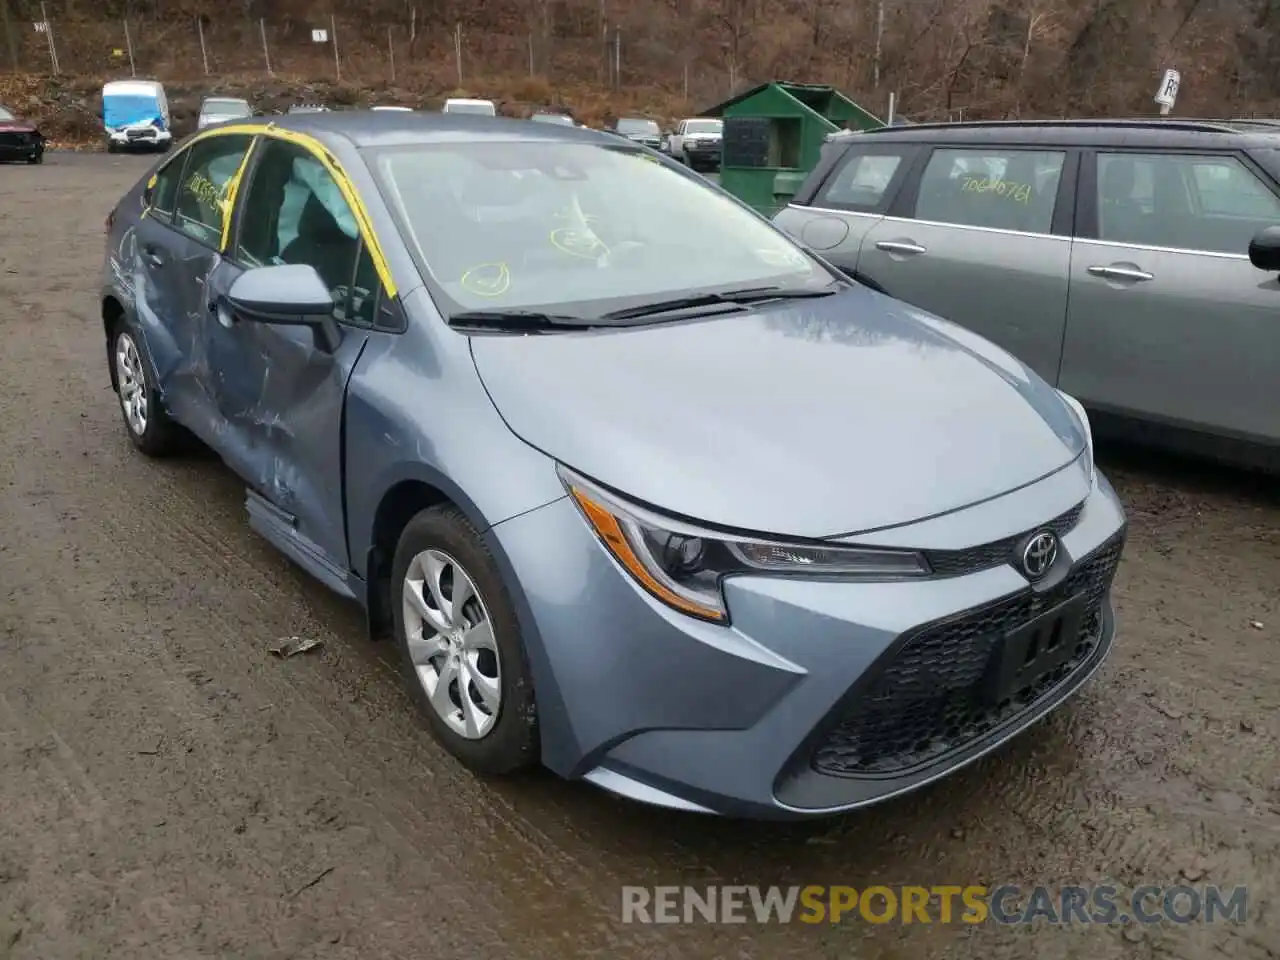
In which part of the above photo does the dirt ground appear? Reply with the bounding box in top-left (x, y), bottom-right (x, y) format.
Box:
top-left (0, 154), bottom-right (1277, 960)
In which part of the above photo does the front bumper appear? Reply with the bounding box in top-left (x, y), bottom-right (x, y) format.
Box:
top-left (107, 128), bottom-right (172, 148)
top-left (491, 462), bottom-right (1127, 820)
top-left (684, 141), bottom-right (722, 167)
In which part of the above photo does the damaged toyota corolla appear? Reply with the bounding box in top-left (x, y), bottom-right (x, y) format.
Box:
top-left (101, 112), bottom-right (1127, 819)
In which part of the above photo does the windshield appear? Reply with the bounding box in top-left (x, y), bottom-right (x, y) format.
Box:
top-left (203, 99), bottom-right (249, 116)
top-left (685, 120), bottom-right (722, 134)
top-left (446, 101), bottom-right (495, 115)
top-left (617, 119), bottom-right (659, 135)
top-left (370, 141), bottom-right (834, 319)
top-left (0, 106), bottom-right (14, 121)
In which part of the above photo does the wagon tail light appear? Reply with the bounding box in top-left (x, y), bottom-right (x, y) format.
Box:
top-left (105, 209), bottom-right (115, 233)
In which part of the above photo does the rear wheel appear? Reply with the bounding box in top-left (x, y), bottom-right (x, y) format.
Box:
top-left (27, 149), bottom-right (42, 165)
top-left (111, 322), bottom-right (180, 456)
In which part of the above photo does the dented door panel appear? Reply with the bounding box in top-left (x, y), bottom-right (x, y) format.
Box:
top-left (204, 258), bottom-right (369, 570)
top-left (127, 215), bottom-right (227, 444)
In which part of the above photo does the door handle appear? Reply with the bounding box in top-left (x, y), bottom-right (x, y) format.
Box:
top-left (141, 243), bottom-right (165, 268)
top-left (875, 240), bottom-right (927, 256)
top-left (1087, 265), bottom-right (1153, 282)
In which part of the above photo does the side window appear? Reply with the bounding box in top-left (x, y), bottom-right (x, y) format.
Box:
top-left (915, 147), bottom-right (1065, 233)
top-left (147, 154), bottom-right (185, 222)
top-left (346, 243), bottom-right (381, 326)
top-left (235, 138), bottom-right (371, 324)
top-left (815, 150), bottom-right (906, 211)
top-left (173, 134), bottom-right (253, 248)
top-left (1096, 152), bottom-right (1280, 254)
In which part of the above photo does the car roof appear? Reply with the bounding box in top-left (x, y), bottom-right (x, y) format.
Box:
top-left (444, 97), bottom-right (493, 105)
top-left (103, 80), bottom-right (164, 95)
top-left (827, 118), bottom-right (1280, 149)
top-left (207, 112), bottom-right (620, 149)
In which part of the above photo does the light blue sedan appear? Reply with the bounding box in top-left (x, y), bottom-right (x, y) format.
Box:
top-left (100, 111), bottom-right (1126, 819)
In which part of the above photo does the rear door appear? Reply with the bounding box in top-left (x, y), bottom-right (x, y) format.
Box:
top-left (130, 132), bottom-right (255, 439)
top-left (856, 144), bottom-right (1078, 383)
top-left (1060, 149), bottom-right (1280, 445)
top-left (204, 135), bottom-right (376, 570)
top-left (772, 141), bottom-right (919, 279)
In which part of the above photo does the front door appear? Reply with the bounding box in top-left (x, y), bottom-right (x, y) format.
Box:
top-left (856, 145), bottom-right (1076, 383)
top-left (1060, 150), bottom-right (1280, 445)
top-left (130, 132), bottom-right (255, 442)
top-left (207, 136), bottom-right (380, 570)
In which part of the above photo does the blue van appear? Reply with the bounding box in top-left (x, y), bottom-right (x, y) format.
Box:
top-left (103, 80), bottom-right (172, 153)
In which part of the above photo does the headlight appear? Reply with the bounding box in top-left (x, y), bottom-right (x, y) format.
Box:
top-left (559, 466), bottom-right (931, 624)
top-left (1056, 390), bottom-right (1096, 486)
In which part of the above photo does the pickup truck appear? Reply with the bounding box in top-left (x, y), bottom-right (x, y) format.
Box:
top-left (666, 118), bottom-right (723, 172)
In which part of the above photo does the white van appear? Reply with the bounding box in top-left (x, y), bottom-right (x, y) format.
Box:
top-left (442, 97), bottom-right (496, 116)
top-left (102, 79), bottom-right (172, 153)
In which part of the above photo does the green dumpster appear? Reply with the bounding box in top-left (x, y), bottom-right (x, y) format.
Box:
top-left (700, 81), bottom-right (883, 217)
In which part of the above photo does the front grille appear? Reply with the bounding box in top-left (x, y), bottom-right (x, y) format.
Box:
top-left (811, 535), bottom-right (1124, 778)
top-left (924, 502), bottom-right (1084, 578)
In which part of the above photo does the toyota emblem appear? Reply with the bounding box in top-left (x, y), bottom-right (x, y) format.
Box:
top-left (1020, 531), bottom-right (1059, 580)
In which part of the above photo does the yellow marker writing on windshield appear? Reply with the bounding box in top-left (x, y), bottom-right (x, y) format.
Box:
top-left (549, 227), bottom-right (609, 259)
top-left (460, 262), bottom-right (511, 297)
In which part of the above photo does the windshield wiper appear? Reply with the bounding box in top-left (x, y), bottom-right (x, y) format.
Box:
top-left (447, 309), bottom-right (599, 332)
top-left (601, 284), bottom-right (843, 323)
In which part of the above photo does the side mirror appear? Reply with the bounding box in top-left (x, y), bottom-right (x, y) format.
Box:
top-left (225, 263), bottom-right (343, 353)
top-left (1248, 225), bottom-right (1280, 272)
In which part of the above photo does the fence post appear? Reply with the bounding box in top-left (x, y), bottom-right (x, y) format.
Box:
top-left (123, 19), bottom-right (135, 76)
top-left (331, 14), bottom-right (340, 82)
top-left (454, 23), bottom-right (462, 85)
top-left (387, 26), bottom-right (395, 82)
top-left (260, 18), bottom-right (272, 75)
top-left (196, 16), bottom-right (209, 75)
top-left (39, 2), bottom-right (59, 75)
top-left (528, 32), bottom-right (533, 77)
top-left (613, 26), bottom-right (620, 88)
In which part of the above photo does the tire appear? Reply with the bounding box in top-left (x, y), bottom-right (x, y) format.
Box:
top-left (391, 504), bottom-right (538, 775)
top-left (106, 141), bottom-right (119, 154)
top-left (27, 150), bottom-right (42, 165)
top-left (110, 321), bottom-right (181, 456)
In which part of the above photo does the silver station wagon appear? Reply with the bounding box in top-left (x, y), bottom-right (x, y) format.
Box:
top-left (775, 119), bottom-right (1280, 472)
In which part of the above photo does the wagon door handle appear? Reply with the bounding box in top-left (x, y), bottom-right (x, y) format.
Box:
top-left (1087, 264), bottom-right (1153, 282)
top-left (875, 240), bottom-right (927, 256)
top-left (141, 244), bottom-right (165, 268)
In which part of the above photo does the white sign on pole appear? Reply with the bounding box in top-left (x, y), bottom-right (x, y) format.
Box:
top-left (1154, 68), bottom-right (1180, 108)
top-left (33, 21), bottom-right (47, 33)
top-left (311, 28), bottom-right (328, 42)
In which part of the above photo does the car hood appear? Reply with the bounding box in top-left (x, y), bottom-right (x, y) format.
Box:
top-left (469, 286), bottom-right (1086, 538)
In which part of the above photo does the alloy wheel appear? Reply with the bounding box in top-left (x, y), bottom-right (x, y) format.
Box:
top-left (401, 549), bottom-right (502, 739)
top-left (115, 332), bottom-right (148, 436)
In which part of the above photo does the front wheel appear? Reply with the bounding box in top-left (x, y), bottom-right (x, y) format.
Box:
top-left (111, 323), bottom-right (180, 456)
top-left (392, 504), bottom-right (538, 775)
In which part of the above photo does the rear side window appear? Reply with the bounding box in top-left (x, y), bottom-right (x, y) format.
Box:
top-left (174, 134), bottom-right (254, 248)
top-left (147, 156), bottom-right (185, 221)
top-left (1095, 152), bottom-right (1280, 254)
top-left (915, 147), bottom-right (1065, 234)
top-left (815, 149), bottom-right (908, 211)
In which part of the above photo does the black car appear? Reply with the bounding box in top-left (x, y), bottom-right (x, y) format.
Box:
top-left (0, 103), bottom-right (44, 164)
top-left (609, 117), bottom-right (662, 151)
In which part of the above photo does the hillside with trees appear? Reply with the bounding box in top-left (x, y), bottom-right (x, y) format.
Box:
top-left (1, 0), bottom-right (1278, 141)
